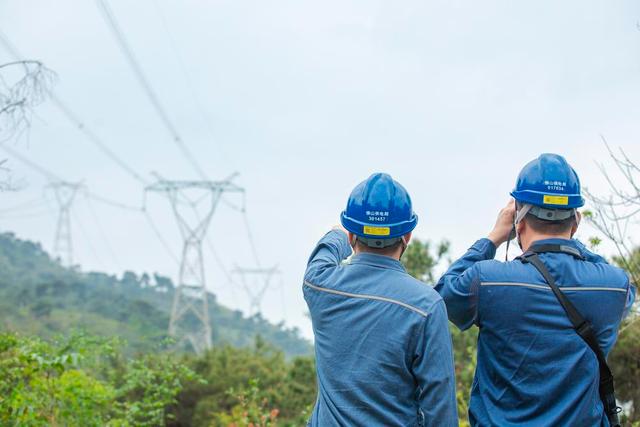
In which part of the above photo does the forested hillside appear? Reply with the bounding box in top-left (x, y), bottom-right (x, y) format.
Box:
top-left (0, 233), bottom-right (638, 425)
top-left (0, 232), bottom-right (311, 358)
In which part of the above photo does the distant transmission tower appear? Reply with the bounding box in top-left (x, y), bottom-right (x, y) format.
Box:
top-left (48, 181), bottom-right (82, 267)
top-left (232, 266), bottom-right (281, 317)
top-left (145, 176), bottom-right (243, 353)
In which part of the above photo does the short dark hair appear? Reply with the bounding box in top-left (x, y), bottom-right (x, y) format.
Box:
top-left (524, 213), bottom-right (576, 235)
top-left (354, 239), bottom-right (403, 256)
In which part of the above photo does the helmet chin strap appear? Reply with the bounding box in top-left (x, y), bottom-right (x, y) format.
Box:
top-left (399, 236), bottom-right (408, 258)
top-left (505, 204), bottom-right (532, 261)
top-left (570, 210), bottom-right (580, 238)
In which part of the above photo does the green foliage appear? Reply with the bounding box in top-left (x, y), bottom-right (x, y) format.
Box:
top-left (110, 353), bottom-right (203, 426)
top-left (450, 326), bottom-right (477, 427)
top-left (610, 317), bottom-right (640, 423)
top-left (0, 332), bottom-right (200, 426)
top-left (402, 238), bottom-right (474, 424)
top-left (613, 246), bottom-right (640, 284)
top-left (403, 239), bottom-right (450, 283)
top-left (609, 246), bottom-right (640, 421)
top-left (211, 379), bottom-right (280, 427)
top-left (0, 332), bottom-right (114, 426)
top-left (171, 337), bottom-right (315, 427)
top-left (588, 236), bottom-right (602, 249)
top-left (0, 232), bottom-right (311, 357)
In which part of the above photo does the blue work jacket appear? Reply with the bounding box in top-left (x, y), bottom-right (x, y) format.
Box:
top-left (436, 237), bottom-right (636, 427)
top-left (303, 230), bottom-right (458, 427)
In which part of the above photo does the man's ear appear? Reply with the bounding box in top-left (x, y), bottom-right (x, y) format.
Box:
top-left (571, 211), bottom-right (582, 236)
top-left (516, 219), bottom-right (526, 236)
top-left (404, 232), bottom-right (412, 245)
top-left (348, 232), bottom-right (357, 248)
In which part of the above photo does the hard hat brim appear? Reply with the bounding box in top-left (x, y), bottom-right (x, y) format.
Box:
top-left (340, 212), bottom-right (418, 239)
top-left (510, 190), bottom-right (584, 209)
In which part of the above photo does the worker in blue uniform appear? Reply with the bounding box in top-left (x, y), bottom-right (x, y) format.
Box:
top-left (304, 173), bottom-right (458, 426)
top-left (436, 153), bottom-right (636, 426)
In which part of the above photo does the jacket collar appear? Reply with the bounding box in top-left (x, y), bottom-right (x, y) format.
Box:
top-left (528, 237), bottom-right (578, 249)
top-left (349, 253), bottom-right (407, 273)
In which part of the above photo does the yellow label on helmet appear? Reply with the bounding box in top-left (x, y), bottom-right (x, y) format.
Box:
top-left (543, 195), bottom-right (569, 205)
top-left (363, 226), bottom-right (391, 236)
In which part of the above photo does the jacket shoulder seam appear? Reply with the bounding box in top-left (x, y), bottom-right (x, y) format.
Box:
top-left (303, 280), bottom-right (431, 317)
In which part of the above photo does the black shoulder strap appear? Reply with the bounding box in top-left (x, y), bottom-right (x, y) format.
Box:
top-left (519, 248), bottom-right (620, 426)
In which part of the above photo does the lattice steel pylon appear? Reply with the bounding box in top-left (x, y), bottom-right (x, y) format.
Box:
top-left (232, 265), bottom-right (281, 317)
top-left (145, 176), bottom-right (243, 353)
top-left (48, 181), bottom-right (82, 267)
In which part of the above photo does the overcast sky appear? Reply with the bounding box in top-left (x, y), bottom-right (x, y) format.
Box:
top-left (1, 0), bottom-right (639, 339)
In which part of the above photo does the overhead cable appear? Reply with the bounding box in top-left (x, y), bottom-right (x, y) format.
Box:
top-left (71, 208), bottom-right (105, 269)
top-left (86, 191), bottom-right (142, 211)
top-left (151, 0), bottom-right (232, 168)
top-left (0, 143), bottom-right (61, 181)
top-left (51, 98), bottom-right (149, 185)
top-left (142, 209), bottom-right (180, 265)
top-left (0, 197), bottom-right (47, 213)
top-left (95, 0), bottom-right (208, 180)
top-left (0, 29), bottom-right (148, 186)
top-left (83, 195), bottom-right (122, 269)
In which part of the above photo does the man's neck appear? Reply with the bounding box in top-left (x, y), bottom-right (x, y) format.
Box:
top-left (353, 247), bottom-right (402, 261)
top-left (521, 232), bottom-right (572, 251)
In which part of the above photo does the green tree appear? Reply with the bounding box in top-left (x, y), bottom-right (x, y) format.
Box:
top-left (0, 332), bottom-right (201, 427)
top-left (0, 333), bottom-right (114, 426)
top-left (401, 238), bottom-right (475, 426)
top-left (608, 247), bottom-right (640, 422)
top-left (0, 232), bottom-right (312, 358)
top-left (403, 239), bottom-right (450, 283)
top-left (170, 337), bottom-right (316, 427)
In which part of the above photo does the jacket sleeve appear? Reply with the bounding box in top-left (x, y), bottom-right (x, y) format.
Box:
top-left (624, 283), bottom-right (637, 319)
top-left (413, 299), bottom-right (458, 427)
top-left (435, 238), bottom-right (496, 330)
top-left (304, 230), bottom-right (352, 284)
top-left (573, 239), bottom-right (610, 264)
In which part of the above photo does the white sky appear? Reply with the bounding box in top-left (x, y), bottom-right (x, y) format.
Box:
top-left (1, 0), bottom-right (639, 339)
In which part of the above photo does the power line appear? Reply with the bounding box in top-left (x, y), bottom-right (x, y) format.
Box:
top-left (0, 29), bottom-right (149, 187)
top-left (203, 234), bottom-right (235, 287)
top-left (142, 208), bottom-right (179, 265)
top-left (0, 143), bottom-right (61, 182)
top-left (0, 28), bottom-right (202, 276)
top-left (0, 141), bottom-right (179, 269)
top-left (95, 0), bottom-right (208, 180)
top-left (231, 265), bottom-right (281, 317)
top-left (217, 193), bottom-right (261, 267)
top-left (0, 196), bottom-right (47, 213)
top-left (51, 98), bottom-right (149, 185)
top-left (86, 192), bottom-right (141, 211)
top-left (151, 0), bottom-right (231, 168)
top-left (83, 194), bottom-right (122, 269)
top-left (71, 206), bottom-right (104, 269)
top-left (0, 208), bottom-right (52, 220)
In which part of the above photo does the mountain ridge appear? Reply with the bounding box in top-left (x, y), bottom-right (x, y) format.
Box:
top-left (0, 232), bottom-right (311, 357)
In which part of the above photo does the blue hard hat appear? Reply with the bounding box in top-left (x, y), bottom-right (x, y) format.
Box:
top-left (511, 153), bottom-right (584, 209)
top-left (341, 173), bottom-right (418, 239)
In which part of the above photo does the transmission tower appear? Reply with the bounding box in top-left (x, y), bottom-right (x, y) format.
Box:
top-left (48, 181), bottom-right (82, 267)
top-left (145, 176), bottom-right (243, 354)
top-left (232, 265), bottom-right (281, 317)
